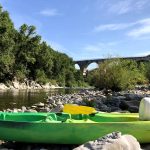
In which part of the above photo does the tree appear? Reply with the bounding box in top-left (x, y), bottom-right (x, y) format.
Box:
top-left (0, 6), bottom-right (15, 81)
top-left (14, 24), bottom-right (41, 80)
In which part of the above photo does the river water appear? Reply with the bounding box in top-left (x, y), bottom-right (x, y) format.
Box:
top-left (0, 88), bottom-right (78, 111)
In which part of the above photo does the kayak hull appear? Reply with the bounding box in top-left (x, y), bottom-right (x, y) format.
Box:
top-left (0, 112), bottom-right (149, 144)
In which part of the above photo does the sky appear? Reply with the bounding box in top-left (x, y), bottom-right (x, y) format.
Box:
top-left (1, 0), bottom-right (150, 63)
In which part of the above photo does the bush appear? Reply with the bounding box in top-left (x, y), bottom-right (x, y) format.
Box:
top-left (35, 69), bottom-right (49, 84)
top-left (145, 62), bottom-right (150, 82)
top-left (89, 59), bottom-right (147, 91)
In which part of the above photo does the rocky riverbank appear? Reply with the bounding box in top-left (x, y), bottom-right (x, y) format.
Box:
top-left (3, 85), bottom-right (150, 113)
top-left (0, 80), bottom-right (60, 90)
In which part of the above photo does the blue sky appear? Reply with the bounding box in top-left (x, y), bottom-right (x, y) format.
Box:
top-left (1, 0), bottom-right (150, 62)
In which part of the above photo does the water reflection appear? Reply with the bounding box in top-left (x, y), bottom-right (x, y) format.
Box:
top-left (0, 88), bottom-right (78, 110)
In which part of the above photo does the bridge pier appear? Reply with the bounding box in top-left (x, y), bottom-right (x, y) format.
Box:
top-left (78, 64), bottom-right (88, 76)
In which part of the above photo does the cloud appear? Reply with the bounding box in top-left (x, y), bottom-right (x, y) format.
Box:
top-left (108, 0), bottom-right (148, 15)
top-left (108, 0), bottom-right (131, 15)
top-left (127, 26), bottom-right (150, 37)
top-left (94, 23), bottom-right (135, 32)
top-left (95, 17), bottom-right (150, 38)
top-left (84, 44), bottom-right (101, 52)
top-left (83, 42), bottom-right (118, 52)
top-left (127, 18), bottom-right (150, 37)
top-left (40, 9), bottom-right (61, 17)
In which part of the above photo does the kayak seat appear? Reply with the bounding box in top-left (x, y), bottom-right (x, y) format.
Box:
top-left (55, 113), bottom-right (71, 122)
top-left (43, 113), bottom-right (67, 123)
top-left (46, 113), bottom-right (57, 121)
top-left (71, 114), bottom-right (88, 120)
top-left (0, 113), bottom-right (6, 120)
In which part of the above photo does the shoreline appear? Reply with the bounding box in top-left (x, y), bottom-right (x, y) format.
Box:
top-left (0, 81), bottom-right (61, 90)
top-left (2, 85), bottom-right (150, 113)
top-left (0, 81), bottom-right (93, 91)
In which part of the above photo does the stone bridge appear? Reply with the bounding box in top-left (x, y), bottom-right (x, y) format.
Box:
top-left (74, 55), bottom-right (150, 75)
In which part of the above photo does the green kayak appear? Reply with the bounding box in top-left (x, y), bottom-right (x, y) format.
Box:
top-left (0, 112), bottom-right (149, 144)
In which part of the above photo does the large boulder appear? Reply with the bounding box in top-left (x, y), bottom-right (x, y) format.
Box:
top-left (124, 93), bottom-right (143, 101)
top-left (74, 132), bottom-right (141, 150)
top-left (139, 97), bottom-right (150, 120)
top-left (119, 100), bottom-right (140, 112)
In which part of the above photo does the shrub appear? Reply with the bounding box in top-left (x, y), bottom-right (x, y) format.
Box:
top-left (35, 69), bottom-right (49, 84)
top-left (90, 59), bottom-right (147, 91)
top-left (145, 62), bottom-right (150, 82)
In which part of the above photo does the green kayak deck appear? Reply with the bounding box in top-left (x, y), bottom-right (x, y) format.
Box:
top-left (0, 112), bottom-right (149, 144)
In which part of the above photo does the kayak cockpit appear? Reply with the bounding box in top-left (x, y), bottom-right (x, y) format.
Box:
top-left (0, 112), bottom-right (139, 123)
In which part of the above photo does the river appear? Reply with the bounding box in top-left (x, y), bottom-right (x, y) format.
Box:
top-left (0, 88), bottom-right (79, 111)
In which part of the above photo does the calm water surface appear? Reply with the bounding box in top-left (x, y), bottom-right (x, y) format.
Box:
top-left (0, 88), bottom-right (79, 111)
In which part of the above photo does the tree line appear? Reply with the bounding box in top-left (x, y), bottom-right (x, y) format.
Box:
top-left (0, 5), bottom-right (86, 87)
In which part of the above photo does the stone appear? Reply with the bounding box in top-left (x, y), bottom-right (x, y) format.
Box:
top-left (0, 83), bottom-right (8, 90)
top-left (31, 105), bottom-right (37, 109)
top-left (36, 102), bottom-right (44, 107)
top-left (74, 132), bottom-right (141, 150)
top-left (25, 109), bottom-right (37, 113)
top-left (139, 97), bottom-right (150, 120)
top-left (99, 104), bottom-right (111, 112)
top-left (41, 83), bottom-right (50, 89)
top-left (13, 108), bottom-right (18, 113)
top-left (50, 105), bottom-right (64, 112)
top-left (124, 93), bottom-right (143, 101)
top-left (104, 135), bottom-right (141, 150)
top-left (12, 80), bottom-right (20, 89)
top-left (48, 98), bottom-right (54, 104)
top-left (39, 107), bottom-right (50, 112)
top-left (110, 106), bottom-right (121, 112)
top-left (21, 106), bottom-right (27, 112)
top-left (6, 109), bottom-right (12, 112)
top-left (119, 100), bottom-right (140, 112)
top-left (128, 106), bottom-right (139, 113)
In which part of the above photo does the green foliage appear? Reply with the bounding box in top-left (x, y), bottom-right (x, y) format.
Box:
top-left (35, 69), bottom-right (49, 84)
top-left (15, 65), bottom-right (27, 82)
top-left (88, 59), bottom-right (148, 91)
top-left (0, 6), bottom-right (15, 81)
top-left (145, 62), bottom-right (150, 82)
top-left (0, 5), bottom-right (86, 87)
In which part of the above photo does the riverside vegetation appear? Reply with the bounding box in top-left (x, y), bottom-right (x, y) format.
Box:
top-left (0, 5), bottom-right (86, 88)
top-left (87, 58), bottom-right (150, 91)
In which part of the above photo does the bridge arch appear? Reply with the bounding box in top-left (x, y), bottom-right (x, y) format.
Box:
top-left (86, 62), bottom-right (99, 71)
top-left (75, 64), bottom-right (80, 70)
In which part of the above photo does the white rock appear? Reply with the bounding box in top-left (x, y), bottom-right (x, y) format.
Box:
top-left (36, 102), bottom-right (44, 107)
top-left (103, 135), bottom-right (141, 150)
top-left (42, 83), bottom-right (50, 89)
top-left (139, 97), bottom-right (150, 120)
top-left (12, 80), bottom-right (20, 89)
top-left (74, 132), bottom-right (141, 150)
top-left (0, 83), bottom-right (8, 90)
